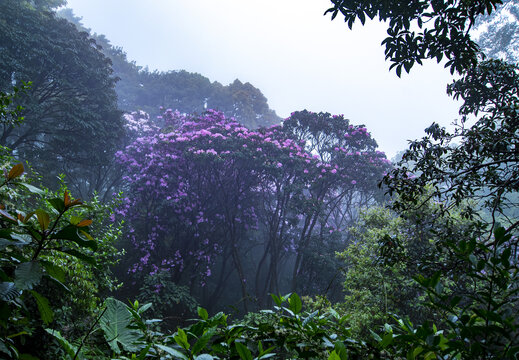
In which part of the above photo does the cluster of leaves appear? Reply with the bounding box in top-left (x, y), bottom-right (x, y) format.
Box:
top-left (0, 163), bottom-right (97, 358)
top-left (0, 82), bottom-right (31, 127)
top-left (474, 0), bottom-right (519, 63)
top-left (0, 92), bottom-right (123, 358)
top-left (325, 0), bottom-right (503, 75)
top-left (48, 293), bottom-right (374, 360)
top-left (374, 226), bottom-right (519, 359)
top-left (385, 59), bottom-right (519, 231)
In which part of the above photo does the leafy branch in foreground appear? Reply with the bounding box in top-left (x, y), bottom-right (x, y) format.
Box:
top-left (325, 0), bottom-right (503, 75)
top-left (0, 163), bottom-right (101, 359)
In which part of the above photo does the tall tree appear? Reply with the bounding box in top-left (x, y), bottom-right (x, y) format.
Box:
top-left (0, 0), bottom-right (125, 199)
top-left (116, 109), bottom-right (389, 311)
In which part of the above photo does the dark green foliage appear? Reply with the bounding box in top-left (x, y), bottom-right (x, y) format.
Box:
top-left (384, 59), bottom-right (519, 230)
top-left (0, 154), bottom-right (122, 358)
top-left (0, 0), bottom-right (125, 199)
top-left (325, 0), bottom-right (501, 75)
top-left (375, 226), bottom-right (519, 359)
top-left (136, 271), bottom-right (199, 328)
top-left (0, 82), bottom-right (31, 127)
top-left (48, 293), bottom-right (373, 359)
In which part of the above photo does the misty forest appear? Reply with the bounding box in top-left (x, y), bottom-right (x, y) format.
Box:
top-left (1, 0), bottom-right (518, 359)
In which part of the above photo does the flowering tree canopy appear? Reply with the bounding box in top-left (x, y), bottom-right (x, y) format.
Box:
top-left (117, 109), bottom-right (391, 310)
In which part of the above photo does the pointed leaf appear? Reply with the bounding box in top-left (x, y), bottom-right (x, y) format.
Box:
top-left (0, 209), bottom-right (16, 222)
top-left (59, 248), bottom-right (97, 266)
top-left (30, 290), bottom-right (54, 324)
top-left (288, 293), bottom-right (302, 314)
top-left (45, 329), bottom-right (80, 359)
top-left (64, 191), bottom-right (70, 207)
top-left (51, 225), bottom-right (97, 250)
top-left (35, 209), bottom-right (50, 231)
top-left (48, 198), bottom-right (65, 213)
top-left (76, 219), bottom-right (92, 228)
top-left (193, 327), bottom-right (216, 355)
top-left (198, 307), bottom-right (209, 320)
top-left (235, 342), bottom-right (253, 360)
top-left (155, 344), bottom-right (188, 360)
top-left (19, 183), bottom-right (44, 195)
top-left (7, 164), bottom-right (24, 180)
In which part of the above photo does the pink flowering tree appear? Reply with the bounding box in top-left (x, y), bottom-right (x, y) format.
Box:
top-left (116, 109), bottom-right (391, 311)
top-left (257, 110), bottom-right (391, 302)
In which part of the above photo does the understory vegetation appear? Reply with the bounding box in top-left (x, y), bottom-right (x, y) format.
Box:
top-left (0, 0), bottom-right (518, 359)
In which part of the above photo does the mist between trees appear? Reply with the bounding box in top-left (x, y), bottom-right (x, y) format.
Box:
top-left (0, 0), bottom-right (518, 359)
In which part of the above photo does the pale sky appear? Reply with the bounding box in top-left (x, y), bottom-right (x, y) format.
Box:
top-left (64, 0), bottom-right (462, 158)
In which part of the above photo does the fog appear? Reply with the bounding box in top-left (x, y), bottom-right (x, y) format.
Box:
top-left (64, 0), bottom-right (461, 158)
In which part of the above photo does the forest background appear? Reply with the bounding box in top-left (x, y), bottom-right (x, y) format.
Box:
top-left (0, 0), bottom-right (518, 359)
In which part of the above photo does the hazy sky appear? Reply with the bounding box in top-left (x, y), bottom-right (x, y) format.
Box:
top-left (64, 0), bottom-right (462, 158)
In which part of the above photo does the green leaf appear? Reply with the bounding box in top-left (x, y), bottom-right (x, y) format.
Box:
top-left (19, 183), bottom-right (44, 195)
top-left (0, 282), bottom-right (20, 302)
top-left (48, 198), bottom-right (65, 213)
top-left (235, 342), bottom-right (253, 360)
top-left (59, 248), bottom-right (97, 266)
top-left (288, 293), bottom-right (302, 314)
top-left (328, 351), bottom-right (341, 360)
top-left (155, 344), bottom-right (188, 360)
top-left (99, 297), bottom-right (140, 354)
top-left (380, 332), bottom-right (394, 348)
top-left (175, 328), bottom-right (190, 350)
top-left (44, 328), bottom-right (81, 359)
top-left (14, 261), bottom-right (42, 290)
top-left (51, 225), bottom-right (97, 250)
top-left (270, 293), bottom-right (282, 306)
top-left (198, 306), bottom-right (209, 320)
top-left (30, 290), bottom-right (54, 324)
top-left (192, 327), bottom-right (216, 355)
top-left (41, 260), bottom-right (66, 283)
top-left (0, 232), bottom-right (30, 249)
top-left (138, 302), bottom-right (152, 314)
top-left (195, 355), bottom-right (214, 360)
top-left (35, 209), bottom-right (50, 231)
top-left (19, 354), bottom-right (39, 360)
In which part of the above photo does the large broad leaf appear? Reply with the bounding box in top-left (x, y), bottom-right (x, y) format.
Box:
top-left (14, 261), bottom-right (42, 291)
top-left (30, 290), bottom-right (54, 324)
top-left (51, 225), bottom-right (97, 251)
top-left (99, 298), bottom-right (141, 354)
